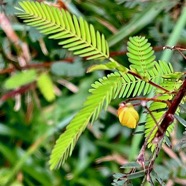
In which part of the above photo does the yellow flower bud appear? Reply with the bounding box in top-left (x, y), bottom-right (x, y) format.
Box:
top-left (117, 103), bottom-right (139, 128)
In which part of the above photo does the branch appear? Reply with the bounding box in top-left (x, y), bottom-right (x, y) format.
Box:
top-left (0, 83), bottom-right (36, 102)
top-left (153, 78), bottom-right (186, 142)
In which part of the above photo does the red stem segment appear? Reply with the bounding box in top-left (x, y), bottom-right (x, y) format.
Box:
top-left (0, 83), bottom-right (36, 102)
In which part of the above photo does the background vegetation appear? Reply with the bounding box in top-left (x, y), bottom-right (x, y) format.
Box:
top-left (0, 0), bottom-right (186, 185)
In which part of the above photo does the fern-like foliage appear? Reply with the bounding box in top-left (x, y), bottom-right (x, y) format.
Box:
top-left (16, 1), bottom-right (109, 60)
top-left (15, 1), bottom-right (184, 170)
top-left (145, 77), bottom-right (183, 150)
top-left (49, 72), bottom-right (157, 169)
top-left (126, 37), bottom-right (183, 150)
top-left (126, 37), bottom-right (174, 89)
top-left (50, 63), bottom-right (180, 169)
top-left (127, 36), bottom-right (156, 78)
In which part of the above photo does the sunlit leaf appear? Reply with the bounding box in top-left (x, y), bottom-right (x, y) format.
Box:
top-left (4, 69), bottom-right (37, 90)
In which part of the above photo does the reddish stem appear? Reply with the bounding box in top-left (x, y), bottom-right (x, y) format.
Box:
top-left (0, 83), bottom-right (36, 102)
top-left (154, 78), bottom-right (186, 141)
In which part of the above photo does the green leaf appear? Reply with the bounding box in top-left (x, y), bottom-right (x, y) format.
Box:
top-left (87, 63), bottom-right (114, 72)
top-left (126, 171), bottom-right (145, 179)
top-left (0, 168), bottom-right (14, 186)
top-left (120, 162), bottom-right (141, 169)
top-left (175, 114), bottom-right (186, 127)
top-left (162, 72), bottom-right (183, 80)
top-left (4, 69), bottom-right (37, 90)
top-left (151, 170), bottom-right (166, 186)
top-left (16, 1), bottom-right (110, 60)
top-left (87, 60), bottom-right (128, 73)
top-left (127, 36), bottom-right (156, 79)
top-left (49, 72), bottom-right (123, 169)
top-left (49, 71), bottom-right (158, 169)
top-left (125, 36), bottom-right (182, 151)
top-left (145, 78), bottom-right (182, 150)
top-left (37, 73), bottom-right (55, 102)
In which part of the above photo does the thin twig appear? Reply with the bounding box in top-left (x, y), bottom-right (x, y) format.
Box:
top-left (163, 46), bottom-right (186, 60)
top-left (0, 83), bottom-right (36, 102)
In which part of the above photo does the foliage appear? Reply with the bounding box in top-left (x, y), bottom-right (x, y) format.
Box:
top-left (4, 69), bottom-right (37, 90)
top-left (1, 0), bottom-right (186, 185)
top-left (16, 1), bottom-right (110, 60)
top-left (37, 72), bottom-right (55, 102)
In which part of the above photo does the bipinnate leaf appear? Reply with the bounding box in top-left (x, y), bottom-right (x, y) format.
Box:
top-left (49, 71), bottom-right (158, 169)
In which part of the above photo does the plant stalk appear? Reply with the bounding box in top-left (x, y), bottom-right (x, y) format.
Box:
top-left (154, 78), bottom-right (186, 141)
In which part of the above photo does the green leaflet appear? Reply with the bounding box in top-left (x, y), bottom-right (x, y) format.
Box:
top-left (162, 72), bottom-right (183, 80)
top-left (16, 1), bottom-right (109, 60)
top-left (87, 60), bottom-right (128, 73)
top-left (175, 114), bottom-right (186, 127)
top-left (37, 73), bottom-right (55, 102)
top-left (4, 69), bottom-right (37, 90)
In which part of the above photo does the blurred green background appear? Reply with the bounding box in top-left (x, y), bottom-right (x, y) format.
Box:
top-left (0, 0), bottom-right (186, 185)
